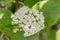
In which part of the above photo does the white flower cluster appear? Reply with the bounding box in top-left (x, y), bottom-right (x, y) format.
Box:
top-left (11, 6), bottom-right (45, 37)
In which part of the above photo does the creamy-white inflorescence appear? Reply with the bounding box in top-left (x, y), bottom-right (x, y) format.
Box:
top-left (11, 6), bottom-right (45, 37)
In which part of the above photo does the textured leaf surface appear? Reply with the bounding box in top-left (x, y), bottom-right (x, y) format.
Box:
top-left (41, 0), bottom-right (60, 28)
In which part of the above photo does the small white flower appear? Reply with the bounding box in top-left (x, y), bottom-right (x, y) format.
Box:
top-left (12, 6), bottom-right (45, 37)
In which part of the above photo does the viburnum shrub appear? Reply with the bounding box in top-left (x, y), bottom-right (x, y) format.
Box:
top-left (0, 0), bottom-right (60, 40)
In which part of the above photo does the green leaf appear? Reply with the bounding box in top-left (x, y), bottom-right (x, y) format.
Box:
top-left (24, 0), bottom-right (40, 8)
top-left (11, 31), bottom-right (38, 40)
top-left (11, 31), bottom-right (25, 40)
top-left (26, 35), bottom-right (38, 40)
top-left (4, 24), bottom-right (13, 36)
top-left (48, 29), bottom-right (56, 40)
top-left (40, 28), bottom-right (56, 40)
top-left (41, 0), bottom-right (60, 29)
top-left (0, 8), bottom-right (12, 27)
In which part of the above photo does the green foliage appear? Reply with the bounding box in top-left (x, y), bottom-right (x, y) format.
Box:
top-left (11, 31), bottom-right (38, 40)
top-left (0, 8), bottom-right (12, 40)
top-left (40, 0), bottom-right (60, 40)
top-left (0, 8), bottom-right (12, 27)
top-left (24, 0), bottom-right (40, 8)
top-left (40, 28), bottom-right (56, 40)
top-left (0, 0), bottom-right (60, 40)
top-left (41, 0), bottom-right (60, 29)
top-left (11, 31), bottom-right (25, 40)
